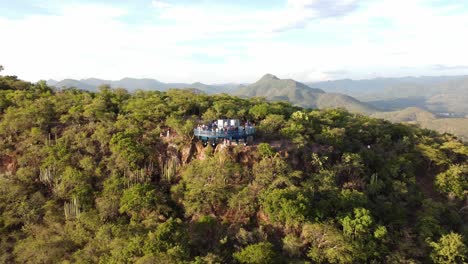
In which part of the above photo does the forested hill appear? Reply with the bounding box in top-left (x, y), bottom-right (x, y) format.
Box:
top-left (0, 74), bottom-right (467, 263)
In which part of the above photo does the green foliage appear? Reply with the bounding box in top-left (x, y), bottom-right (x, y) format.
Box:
top-left (177, 154), bottom-right (242, 217)
top-left (227, 187), bottom-right (257, 224)
top-left (233, 242), bottom-right (278, 264)
top-left (143, 218), bottom-right (189, 261)
top-left (110, 132), bottom-right (146, 170)
top-left (429, 232), bottom-right (467, 264)
top-left (258, 114), bottom-right (285, 137)
top-left (13, 223), bottom-right (78, 263)
top-left (282, 234), bottom-right (303, 258)
top-left (373, 225), bottom-right (387, 240)
top-left (257, 143), bottom-right (275, 158)
top-left (435, 164), bottom-right (467, 200)
top-left (166, 115), bottom-right (197, 139)
top-left (202, 108), bottom-right (218, 122)
top-left (249, 103), bottom-right (271, 120)
top-left (301, 223), bottom-right (354, 264)
top-left (119, 183), bottom-right (169, 221)
top-left (417, 143), bottom-right (450, 166)
top-left (340, 208), bottom-right (373, 239)
top-left (280, 121), bottom-right (307, 146)
top-left (0, 75), bottom-right (32, 91)
top-left (252, 155), bottom-right (297, 191)
top-left (260, 188), bottom-right (311, 229)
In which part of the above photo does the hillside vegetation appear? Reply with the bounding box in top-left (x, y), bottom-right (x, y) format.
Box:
top-left (373, 107), bottom-right (468, 141)
top-left (1, 74), bottom-right (467, 263)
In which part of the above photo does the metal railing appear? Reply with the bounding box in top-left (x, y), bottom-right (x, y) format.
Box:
top-left (194, 127), bottom-right (255, 138)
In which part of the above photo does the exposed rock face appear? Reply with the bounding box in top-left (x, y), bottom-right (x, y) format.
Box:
top-left (181, 143), bottom-right (196, 165)
top-left (0, 155), bottom-right (17, 175)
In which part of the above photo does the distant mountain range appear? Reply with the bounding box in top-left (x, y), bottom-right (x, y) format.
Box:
top-left (48, 74), bottom-right (378, 114)
top-left (235, 74), bottom-right (378, 114)
top-left (47, 78), bottom-right (241, 94)
top-left (308, 75), bottom-right (468, 115)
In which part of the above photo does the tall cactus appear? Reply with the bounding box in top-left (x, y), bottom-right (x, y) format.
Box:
top-left (41, 133), bottom-right (57, 185)
top-left (39, 166), bottom-right (56, 185)
top-left (64, 197), bottom-right (81, 220)
top-left (162, 156), bottom-right (179, 183)
top-left (125, 161), bottom-right (156, 186)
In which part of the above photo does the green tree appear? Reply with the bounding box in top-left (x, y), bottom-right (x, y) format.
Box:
top-left (260, 188), bottom-right (311, 229)
top-left (119, 183), bottom-right (169, 221)
top-left (435, 164), bottom-right (467, 200)
top-left (258, 114), bottom-right (284, 137)
top-left (257, 143), bottom-right (275, 158)
top-left (301, 222), bottom-right (354, 264)
top-left (233, 242), bottom-right (278, 264)
top-left (14, 223), bottom-right (77, 264)
top-left (430, 232), bottom-right (467, 264)
top-left (96, 175), bottom-right (124, 220)
top-left (110, 132), bottom-right (146, 170)
top-left (227, 187), bottom-right (257, 224)
top-left (340, 208), bottom-right (373, 239)
top-left (252, 155), bottom-right (297, 191)
top-left (143, 218), bottom-right (189, 261)
top-left (177, 154), bottom-right (242, 217)
top-left (249, 103), bottom-right (270, 120)
top-left (55, 166), bottom-right (93, 209)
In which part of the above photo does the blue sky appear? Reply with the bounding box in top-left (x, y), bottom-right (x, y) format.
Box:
top-left (1, 0), bottom-right (468, 83)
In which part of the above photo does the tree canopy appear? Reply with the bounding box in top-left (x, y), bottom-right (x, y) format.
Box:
top-left (0, 74), bottom-right (467, 263)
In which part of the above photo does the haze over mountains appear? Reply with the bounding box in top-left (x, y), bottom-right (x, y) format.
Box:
top-left (235, 74), bottom-right (378, 114)
top-left (308, 75), bottom-right (468, 115)
top-left (48, 78), bottom-right (240, 94)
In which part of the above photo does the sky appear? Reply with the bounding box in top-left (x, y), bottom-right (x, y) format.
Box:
top-left (1, 0), bottom-right (468, 84)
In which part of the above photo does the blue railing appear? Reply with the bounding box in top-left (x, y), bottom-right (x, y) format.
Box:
top-left (194, 127), bottom-right (255, 138)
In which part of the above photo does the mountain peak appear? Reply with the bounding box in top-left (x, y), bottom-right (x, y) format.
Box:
top-left (260, 73), bottom-right (279, 81)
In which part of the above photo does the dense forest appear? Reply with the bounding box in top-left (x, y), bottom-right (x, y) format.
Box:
top-left (0, 72), bottom-right (467, 263)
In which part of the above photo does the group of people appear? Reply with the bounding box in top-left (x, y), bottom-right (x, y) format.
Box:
top-left (196, 120), bottom-right (254, 135)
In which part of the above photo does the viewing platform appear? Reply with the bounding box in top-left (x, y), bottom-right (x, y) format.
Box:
top-left (194, 119), bottom-right (255, 145)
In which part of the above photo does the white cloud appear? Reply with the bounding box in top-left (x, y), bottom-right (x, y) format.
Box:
top-left (151, 0), bottom-right (172, 9)
top-left (1, 0), bottom-right (468, 83)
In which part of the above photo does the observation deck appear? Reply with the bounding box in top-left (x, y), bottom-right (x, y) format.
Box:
top-left (194, 119), bottom-right (255, 145)
top-left (194, 127), bottom-right (256, 140)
